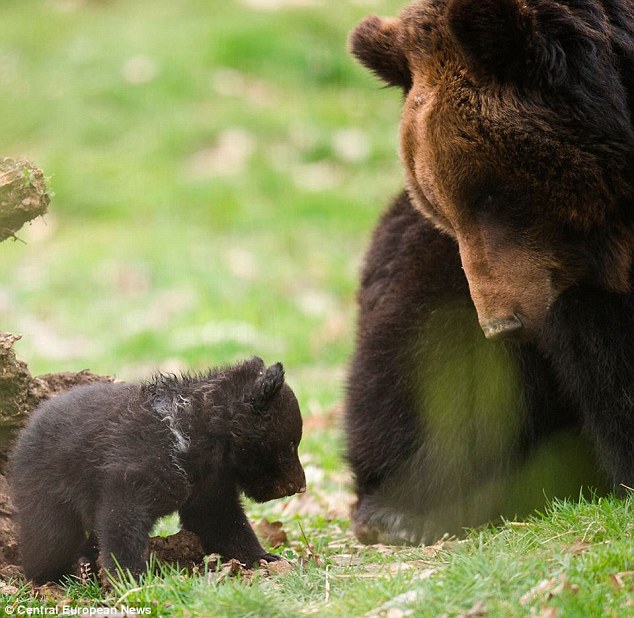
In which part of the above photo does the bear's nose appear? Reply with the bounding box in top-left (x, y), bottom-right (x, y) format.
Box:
top-left (481, 315), bottom-right (523, 340)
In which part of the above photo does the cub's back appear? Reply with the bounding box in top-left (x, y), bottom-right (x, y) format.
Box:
top-left (9, 382), bottom-right (140, 511)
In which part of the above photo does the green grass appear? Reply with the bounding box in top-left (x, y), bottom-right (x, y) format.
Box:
top-left (0, 1), bottom-right (632, 616)
top-left (4, 497), bottom-right (634, 617)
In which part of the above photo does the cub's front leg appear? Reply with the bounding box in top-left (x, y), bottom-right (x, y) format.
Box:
top-left (179, 479), bottom-right (279, 566)
top-left (94, 479), bottom-right (157, 577)
top-left (94, 469), bottom-right (185, 578)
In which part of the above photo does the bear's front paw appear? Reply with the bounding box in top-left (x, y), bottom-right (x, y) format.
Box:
top-left (259, 552), bottom-right (283, 563)
top-left (352, 495), bottom-right (425, 546)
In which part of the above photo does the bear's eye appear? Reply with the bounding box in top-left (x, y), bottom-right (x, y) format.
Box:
top-left (289, 441), bottom-right (296, 454)
top-left (476, 192), bottom-right (500, 217)
top-left (473, 185), bottom-right (533, 228)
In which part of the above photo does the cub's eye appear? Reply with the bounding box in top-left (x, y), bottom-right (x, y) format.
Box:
top-left (289, 441), bottom-right (296, 453)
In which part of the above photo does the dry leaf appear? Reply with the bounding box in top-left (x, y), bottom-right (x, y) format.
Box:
top-left (609, 571), bottom-right (634, 590)
top-left (566, 540), bottom-right (591, 556)
top-left (206, 558), bottom-right (250, 584)
top-left (420, 546), bottom-right (443, 558)
top-left (520, 579), bottom-right (557, 605)
top-left (263, 559), bottom-right (294, 576)
top-left (298, 552), bottom-right (324, 568)
top-left (519, 575), bottom-right (578, 606)
top-left (33, 583), bottom-right (66, 600)
top-left (255, 519), bottom-right (288, 548)
top-left (458, 600), bottom-right (487, 617)
top-left (0, 579), bottom-right (19, 595)
top-left (55, 597), bottom-right (74, 610)
top-left (365, 589), bottom-right (423, 618)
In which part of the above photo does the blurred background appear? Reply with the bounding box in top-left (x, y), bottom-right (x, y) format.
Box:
top-left (0, 0), bottom-right (404, 511)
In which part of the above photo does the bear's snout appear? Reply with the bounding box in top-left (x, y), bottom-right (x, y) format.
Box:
top-left (480, 314), bottom-right (524, 341)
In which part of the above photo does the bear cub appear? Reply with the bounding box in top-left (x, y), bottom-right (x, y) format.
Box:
top-left (9, 356), bottom-right (306, 585)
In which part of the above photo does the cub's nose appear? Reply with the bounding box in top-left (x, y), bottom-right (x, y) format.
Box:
top-left (481, 315), bottom-right (523, 341)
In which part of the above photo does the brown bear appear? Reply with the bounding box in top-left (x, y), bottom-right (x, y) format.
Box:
top-left (9, 357), bottom-right (306, 584)
top-left (345, 0), bottom-right (634, 544)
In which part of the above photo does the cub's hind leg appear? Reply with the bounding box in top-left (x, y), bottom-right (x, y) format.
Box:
top-left (18, 500), bottom-right (85, 585)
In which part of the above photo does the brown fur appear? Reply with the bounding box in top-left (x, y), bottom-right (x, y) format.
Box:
top-left (351, 0), bottom-right (634, 337)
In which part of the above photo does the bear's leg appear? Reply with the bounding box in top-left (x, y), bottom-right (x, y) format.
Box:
top-left (179, 478), bottom-right (275, 566)
top-left (77, 532), bottom-right (100, 582)
top-left (346, 196), bottom-right (462, 543)
top-left (18, 500), bottom-right (85, 585)
top-left (540, 285), bottom-right (634, 488)
top-left (96, 514), bottom-right (153, 576)
top-left (94, 483), bottom-right (155, 577)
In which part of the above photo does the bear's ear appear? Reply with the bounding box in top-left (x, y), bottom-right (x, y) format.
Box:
top-left (447, 0), bottom-right (567, 87)
top-left (349, 15), bottom-right (412, 90)
top-left (249, 362), bottom-right (285, 414)
top-left (246, 355), bottom-right (266, 371)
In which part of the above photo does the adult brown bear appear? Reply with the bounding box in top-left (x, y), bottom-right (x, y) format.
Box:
top-left (345, 0), bottom-right (634, 544)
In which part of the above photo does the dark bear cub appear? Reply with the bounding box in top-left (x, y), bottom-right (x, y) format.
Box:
top-left (9, 356), bottom-right (306, 585)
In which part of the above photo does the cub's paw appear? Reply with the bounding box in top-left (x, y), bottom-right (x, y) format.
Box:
top-left (261, 556), bottom-right (293, 575)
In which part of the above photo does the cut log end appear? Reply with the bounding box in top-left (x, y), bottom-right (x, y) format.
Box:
top-left (0, 157), bottom-right (51, 242)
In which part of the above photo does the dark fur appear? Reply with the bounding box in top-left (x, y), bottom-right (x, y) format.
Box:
top-left (9, 357), bottom-right (305, 584)
top-left (346, 0), bottom-right (633, 543)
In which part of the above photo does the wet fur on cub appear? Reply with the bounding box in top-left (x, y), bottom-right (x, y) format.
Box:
top-left (9, 356), bottom-right (306, 584)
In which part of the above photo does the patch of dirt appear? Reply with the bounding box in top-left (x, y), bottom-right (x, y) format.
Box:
top-left (0, 331), bottom-right (114, 466)
top-left (0, 473), bottom-right (19, 579)
top-left (149, 530), bottom-right (206, 570)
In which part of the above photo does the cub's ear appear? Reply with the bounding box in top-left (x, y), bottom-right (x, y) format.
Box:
top-left (349, 15), bottom-right (412, 90)
top-left (250, 362), bottom-right (285, 414)
top-left (246, 355), bottom-right (266, 371)
top-left (447, 0), bottom-right (569, 87)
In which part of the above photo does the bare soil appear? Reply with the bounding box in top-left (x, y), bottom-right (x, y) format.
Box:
top-left (149, 530), bottom-right (206, 570)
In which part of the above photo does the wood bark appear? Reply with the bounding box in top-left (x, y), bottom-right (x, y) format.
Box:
top-left (0, 157), bottom-right (50, 242)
